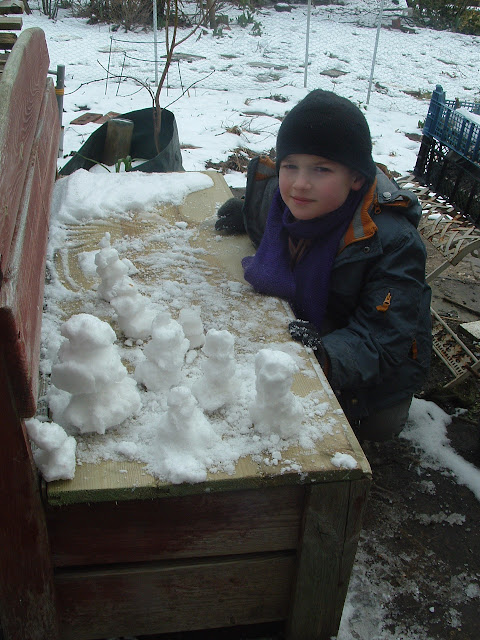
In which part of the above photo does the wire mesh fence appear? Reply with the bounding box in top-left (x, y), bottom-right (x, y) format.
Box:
top-left (59, 0), bottom-right (412, 103)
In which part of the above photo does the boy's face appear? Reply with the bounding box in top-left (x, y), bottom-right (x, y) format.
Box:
top-left (279, 154), bottom-right (365, 221)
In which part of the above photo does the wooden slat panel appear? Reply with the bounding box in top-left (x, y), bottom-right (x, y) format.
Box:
top-left (0, 75), bottom-right (59, 417)
top-left (48, 485), bottom-right (304, 567)
top-left (0, 31), bottom-right (16, 46)
top-left (0, 28), bottom-right (49, 281)
top-left (0, 15), bottom-right (22, 28)
top-left (0, 0), bottom-right (24, 14)
top-left (55, 554), bottom-right (295, 640)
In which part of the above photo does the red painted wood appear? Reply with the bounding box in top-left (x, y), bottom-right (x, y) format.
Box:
top-left (0, 28), bottom-right (60, 640)
top-left (47, 485), bottom-right (304, 567)
top-left (0, 28), bottom-right (49, 280)
top-left (0, 76), bottom-right (59, 415)
top-left (0, 356), bottom-right (59, 640)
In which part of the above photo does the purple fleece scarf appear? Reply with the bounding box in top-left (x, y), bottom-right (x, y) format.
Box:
top-left (242, 187), bottom-right (363, 331)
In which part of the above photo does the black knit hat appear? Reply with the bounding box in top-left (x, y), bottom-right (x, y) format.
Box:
top-left (276, 89), bottom-right (377, 183)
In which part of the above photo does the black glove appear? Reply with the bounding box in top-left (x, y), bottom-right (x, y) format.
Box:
top-left (289, 320), bottom-right (330, 374)
top-left (215, 197), bottom-right (245, 234)
top-left (289, 320), bottom-right (323, 349)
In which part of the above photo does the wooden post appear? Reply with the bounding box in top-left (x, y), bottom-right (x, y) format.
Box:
top-left (287, 479), bottom-right (370, 640)
top-left (102, 117), bottom-right (134, 166)
top-left (206, 0), bottom-right (216, 29)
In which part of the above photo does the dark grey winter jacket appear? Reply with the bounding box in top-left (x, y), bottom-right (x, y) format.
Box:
top-left (321, 168), bottom-right (431, 419)
top-left (240, 159), bottom-right (432, 420)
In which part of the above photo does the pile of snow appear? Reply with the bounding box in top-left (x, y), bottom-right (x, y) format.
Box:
top-left (402, 398), bottom-right (480, 501)
top-left (26, 418), bottom-right (76, 482)
top-left (33, 170), bottom-right (347, 484)
top-left (51, 169), bottom-right (213, 224)
top-left (33, 165), bottom-right (480, 502)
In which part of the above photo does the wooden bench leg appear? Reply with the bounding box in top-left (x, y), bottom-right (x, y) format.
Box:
top-left (0, 355), bottom-right (59, 640)
top-left (287, 478), bottom-right (370, 640)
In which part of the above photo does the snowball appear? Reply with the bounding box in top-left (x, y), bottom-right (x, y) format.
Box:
top-left (110, 288), bottom-right (156, 340)
top-left (26, 417), bottom-right (68, 451)
top-left (59, 313), bottom-right (116, 350)
top-left (331, 452), bottom-right (358, 470)
top-left (25, 418), bottom-right (76, 481)
top-left (202, 328), bottom-right (234, 359)
top-left (34, 437), bottom-right (77, 482)
top-left (135, 312), bottom-right (189, 392)
top-left (60, 377), bottom-right (141, 435)
top-left (51, 348), bottom-right (128, 394)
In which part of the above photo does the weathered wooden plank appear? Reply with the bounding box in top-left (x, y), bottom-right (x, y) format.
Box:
top-left (47, 485), bottom-right (303, 567)
top-left (0, 75), bottom-right (59, 417)
top-left (69, 111), bottom-right (103, 125)
top-left (0, 15), bottom-right (22, 28)
top-left (0, 30), bottom-right (59, 639)
top-left (0, 28), bottom-right (49, 281)
top-left (0, 31), bottom-right (16, 47)
top-left (0, 16), bottom-right (22, 29)
top-left (0, 356), bottom-right (59, 640)
top-left (55, 553), bottom-right (295, 640)
top-left (0, 0), bottom-right (24, 14)
top-left (287, 478), bottom-right (371, 640)
top-left (331, 477), bottom-right (371, 628)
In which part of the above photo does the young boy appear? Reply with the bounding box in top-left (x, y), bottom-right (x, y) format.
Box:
top-left (226, 89), bottom-right (432, 441)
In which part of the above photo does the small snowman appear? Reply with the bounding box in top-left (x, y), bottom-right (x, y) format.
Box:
top-left (159, 386), bottom-right (217, 449)
top-left (95, 233), bottom-right (133, 302)
top-left (134, 311), bottom-right (189, 392)
top-left (179, 306), bottom-right (205, 349)
top-left (49, 313), bottom-right (141, 435)
top-left (25, 418), bottom-right (77, 482)
top-left (110, 279), bottom-right (156, 340)
top-left (250, 348), bottom-right (304, 439)
top-left (155, 386), bottom-right (220, 484)
top-left (192, 329), bottom-right (236, 412)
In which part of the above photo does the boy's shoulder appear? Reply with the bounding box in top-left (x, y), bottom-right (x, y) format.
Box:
top-left (374, 167), bottom-right (422, 229)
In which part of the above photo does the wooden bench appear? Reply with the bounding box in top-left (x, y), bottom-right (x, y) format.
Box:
top-left (0, 0), bottom-right (24, 73)
top-left (0, 28), bottom-right (371, 640)
top-left (0, 26), bottom-right (60, 639)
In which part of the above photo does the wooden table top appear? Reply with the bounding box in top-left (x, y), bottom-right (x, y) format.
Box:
top-left (45, 171), bottom-right (371, 505)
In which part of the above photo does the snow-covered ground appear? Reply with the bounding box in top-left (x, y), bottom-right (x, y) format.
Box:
top-left (16, 2), bottom-right (480, 638)
top-left (23, 0), bottom-right (479, 181)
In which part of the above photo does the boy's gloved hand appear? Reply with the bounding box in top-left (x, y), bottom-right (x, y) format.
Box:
top-left (289, 320), bottom-right (330, 375)
top-left (289, 320), bottom-right (322, 349)
top-left (215, 197), bottom-right (245, 234)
